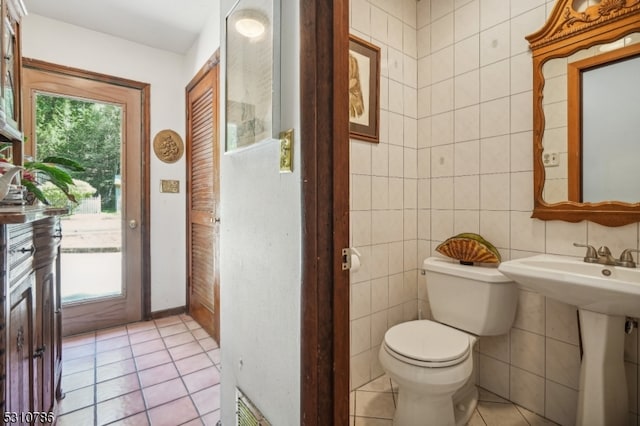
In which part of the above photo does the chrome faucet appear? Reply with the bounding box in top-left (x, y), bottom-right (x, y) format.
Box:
top-left (573, 243), bottom-right (640, 268)
top-left (596, 246), bottom-right (617, 266)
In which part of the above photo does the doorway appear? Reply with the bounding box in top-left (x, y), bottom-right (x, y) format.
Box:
top-left (22, 59), bottom-right (150, 336)
top-left (185, 53), bottom-right (220, 343)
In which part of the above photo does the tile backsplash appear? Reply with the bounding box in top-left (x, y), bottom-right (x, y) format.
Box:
top-left (349, 1), bottom-right (640, 425)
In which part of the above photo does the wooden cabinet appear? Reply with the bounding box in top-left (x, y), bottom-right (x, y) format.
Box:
top-left (1, 215), bottom-right (62, 422)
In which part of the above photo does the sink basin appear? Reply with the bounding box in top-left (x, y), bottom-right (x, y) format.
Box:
top-left (498, 254), bottom-right (640, 317)
top-left (499, 253), bottom-right (636, 425)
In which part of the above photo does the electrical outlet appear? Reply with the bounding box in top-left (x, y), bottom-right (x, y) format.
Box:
top-left (543, 151), bottom-right (559, 167)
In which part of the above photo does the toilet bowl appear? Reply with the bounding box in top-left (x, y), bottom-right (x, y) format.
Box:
top-left (379, 257), bottom-right (517, 426)
top-left (379, 320), bottom-right (477, 426)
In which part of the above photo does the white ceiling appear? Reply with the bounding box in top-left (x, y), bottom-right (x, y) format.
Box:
top-left (22, 0), bottom-right (219, 54)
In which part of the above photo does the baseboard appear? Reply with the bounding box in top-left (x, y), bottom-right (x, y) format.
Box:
top-left (148, 306), bottom-right (186, 320)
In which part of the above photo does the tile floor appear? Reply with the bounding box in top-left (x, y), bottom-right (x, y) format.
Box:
top-left (57, 314), bottom-right (221, 426)
top-left (351, 375), bottom-right (559, 425)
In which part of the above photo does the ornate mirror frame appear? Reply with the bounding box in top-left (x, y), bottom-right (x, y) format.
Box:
top-left (527, 0), bottom-right (640, 226)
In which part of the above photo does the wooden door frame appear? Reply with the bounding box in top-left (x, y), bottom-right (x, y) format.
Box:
top-left (300, 0), bottom-right (350, 424)
top-left (185, 51), bottom-right (221, 341)
top-left (21, 58), bottom-right (152, 319)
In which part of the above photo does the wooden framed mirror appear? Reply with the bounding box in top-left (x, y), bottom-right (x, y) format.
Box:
top-left (527, 0), bottom-right (640, 226)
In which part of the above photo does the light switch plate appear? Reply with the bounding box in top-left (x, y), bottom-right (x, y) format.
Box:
top-left (160, 179), bottom-right (180, 193)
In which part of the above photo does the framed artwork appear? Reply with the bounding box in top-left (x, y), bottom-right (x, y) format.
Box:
top-left (349, 35), bottom-right (380, 143)
top-left (225, 0), bottom-right (280, 152)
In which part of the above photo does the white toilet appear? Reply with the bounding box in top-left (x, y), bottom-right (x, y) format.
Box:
top-left (379, 256), bottom-right (518, 426)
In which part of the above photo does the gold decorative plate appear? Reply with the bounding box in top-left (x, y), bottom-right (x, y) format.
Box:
top-left (153, 129), bottom-right (184, 163)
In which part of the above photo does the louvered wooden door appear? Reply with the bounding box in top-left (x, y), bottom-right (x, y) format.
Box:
top-left (186, 59), bottom-right (220, 343)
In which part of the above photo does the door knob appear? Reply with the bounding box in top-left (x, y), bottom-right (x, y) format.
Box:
top-left (128, 219), bottom-right (138, 229)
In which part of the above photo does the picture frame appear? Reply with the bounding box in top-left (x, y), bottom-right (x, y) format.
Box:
top-left (349, 35), bottom-right (380, 143)
top-left (225, 0), bottom-right (280, 152)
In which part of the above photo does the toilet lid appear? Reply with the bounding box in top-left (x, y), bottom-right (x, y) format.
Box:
top-left (384, 320), bottom-right (470, 363)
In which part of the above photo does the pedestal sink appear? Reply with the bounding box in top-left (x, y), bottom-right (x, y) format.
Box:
top-left (498, 254), bottom-right (640, 426)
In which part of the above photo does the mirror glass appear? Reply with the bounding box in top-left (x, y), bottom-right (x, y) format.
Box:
top-left (541, 32), bottom-right (640, 204)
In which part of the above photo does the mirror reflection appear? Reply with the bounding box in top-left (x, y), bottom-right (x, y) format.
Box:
top-left (541, 32), bottom-right (640, 204)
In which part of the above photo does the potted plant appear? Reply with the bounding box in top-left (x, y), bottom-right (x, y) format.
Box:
top-left (21, 156), bottom-right (85, 205)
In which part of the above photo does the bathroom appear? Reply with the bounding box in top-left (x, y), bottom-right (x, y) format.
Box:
top-left (348, 0), bottom-right (640, 425)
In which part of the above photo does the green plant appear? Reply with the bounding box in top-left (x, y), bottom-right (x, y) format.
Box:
top-left (22, 156), bottom-right (86, 205)
top-left (41, 179), bottom-right (96, 211)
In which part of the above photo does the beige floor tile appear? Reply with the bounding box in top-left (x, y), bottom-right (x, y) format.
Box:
top-left (96, 373), bottom-right (140, 402)
top-left (107, 412), bottom-right (150, 426)
top-left (142, 377), bottom-right (188, 408)
top-left (147, 396), bottom-right (199, 426)
top-left (131, 338), bottom-right (166, 357)
top-left (97, 358), bottom-right (137, 382)
top-left (58, 385), bottom-right (95, 415)
top-left (358, 374), bottom-right (394, 393)
top-left (182, 366), bottom-right (221, 393)
top-left (175, 353), bottom-right (214, 375)
top-left (129, 328), bottom-right (161, 345)
top-left (354, 417), bottom-right (393, 425)
top-left (135, 349), bottom-right (172, 370)
top-left (191, 384), bottom-right (221, 415)
top-left (56, 406), bottom-right (95, 426)
top-left (163, 331), bottom-right (196, 348)
top-left (138, 362), bottom-right (180, 388)
top-left (477, 401), bottom-right (529, 426)
top-left (96, 390), bottom-right (146, 425)
top-left (516, 405), bottom-right (558, 425)
top-left (355, 390), bottom-right (396, 419)
top-left (468, 410), bottom-right (487, 426)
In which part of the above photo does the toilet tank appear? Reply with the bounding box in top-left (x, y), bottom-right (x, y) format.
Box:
top-left (423, 257), bottom-right (517, 336)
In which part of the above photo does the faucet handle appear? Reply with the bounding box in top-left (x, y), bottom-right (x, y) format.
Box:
top-left (573, 242), bottom-right (598, 263)
top-left (618, 248), bottom-right (640, 268)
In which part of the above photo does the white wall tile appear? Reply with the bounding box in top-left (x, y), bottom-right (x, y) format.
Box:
top-left (351, 281), bottom-right (371, 320)
top-left (510, 367), bottom-right (545, 415)
top-left (371, 277), bottom-right (389, 313)
top-left (432, 79), bottom-right (454, 114)
top-left (454, 140), bottom-right (480, 175)
top-left (480, 0), bottom-right (510, 30)
top-left (351, 141), bottom-right (372, 175)
top-left (371, 7), bottom-right (389, 44)
top-left (431, 47), bottom-right (454, 83)
top-left (545, 381), bottom-right (578, 426)
top-left (352, 0), bottom-right (372, 35)
top-left (455, 175), bottom-right (480, 210)
top-left (388, 16), bottom-right (404, 51)
top-left (546, 338), bottom-right (581, 390)
top-left (454, 210), bottom-right (480, 234)
top-left (480, 97), bottom-right (510, 137)
top-left (431, 13), bottom-right (454, 52)
top-left (431, 112), bottom-right (454, 145)
top-left (480, 210), bottom-right (510, 249)
top-left (404, 117), bottom-right (418, 148)
top-left (454, 105), bottom-right (480, 143)
top-left (510, 212), bottom-right (545, 253)
top-left (510, 328), bottom-right (545, 376)
top-left (352, 174), bottom-right (372, 211)
top-left (480, 22), bottom-right (510, 66)
top-left (454, 71), bottom-right (480, 108)
top-left (545, 298), bottom-right (580, 346)
top-left (511, 91), bottom-right (533, 133)
top-left (480, 173), bottom-right (510, 211)
top-left (431, 0), bottom-right (454, 21)
top-left (479, 354), bottom-right (510, 399)
top-left (431, 209), bottom-right (455, 241)
top-left (480, 59), bottom-right (510, 102)
top-left (511, 52), bottom-right (532, 94)
top-left (455, 0), bottom-right (480, 42)
top-left (510, 6), bottom-right (546, 56)
top-left (480, 135), bottom-right (510, 174)
top-left (431, 144), bottom-right (455, 177)
top-left (372, 176), bottom-right (390, 210)
top-left (455, 34), bottom-right (480, 75)
top-left (404, 24), bottom-right (417, 57)
top-left (388, 112), bottom-right (405, 146)
top-left (389, 178), bottom-right (404, 209)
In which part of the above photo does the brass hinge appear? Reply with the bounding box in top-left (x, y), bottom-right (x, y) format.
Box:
top-left (341, 248), bottom-right (351, 271)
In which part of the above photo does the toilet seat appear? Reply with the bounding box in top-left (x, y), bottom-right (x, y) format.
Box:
top-left (383, 320), bottom-right (472, 368)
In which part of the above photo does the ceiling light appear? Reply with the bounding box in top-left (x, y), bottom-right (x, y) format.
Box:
top-left (233, 10), bottom-right (267, 39)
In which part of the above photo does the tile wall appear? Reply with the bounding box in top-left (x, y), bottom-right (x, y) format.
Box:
top-left (350, 1), bottom-right (640, 425)
top-left (349, 0), bottom-right (420, 391)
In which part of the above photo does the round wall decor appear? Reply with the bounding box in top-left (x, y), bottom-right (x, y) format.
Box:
top-left (153, 129), bottom-right (184, 163)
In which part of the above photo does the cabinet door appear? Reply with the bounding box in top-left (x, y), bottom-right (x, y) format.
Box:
top-left (7, 272), bottom-right (35, 424)
top-left (35, 263), bottom-right (55, 413)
